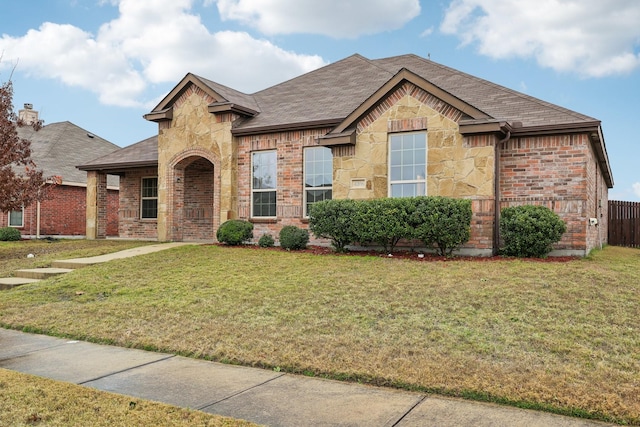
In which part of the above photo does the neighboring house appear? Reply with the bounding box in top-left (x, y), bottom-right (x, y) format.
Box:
top-left (79, 54), bottom-right (613, 256)
top-left (0, 105), bottom-right (120, 237)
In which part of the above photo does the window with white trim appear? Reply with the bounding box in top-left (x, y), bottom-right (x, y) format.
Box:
top-left (8, 208), bottom-right (24, 227)
top-left (389, 132), bottom-right (427, 197)
top-left (304, 146), bottom-right (333, 217)
top-left (141, 177), bottom-right (158, 219)
top-left (252, 151), bottom-right (277, 217)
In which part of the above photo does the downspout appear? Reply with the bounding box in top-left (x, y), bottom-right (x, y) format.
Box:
top-left (493, 127), bottom-right (511, 255)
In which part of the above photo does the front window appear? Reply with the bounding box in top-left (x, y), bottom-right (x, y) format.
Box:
top-left (304, 146), bottom-right (333, 216)
top-left (252, 151), bottom-right (277, 217)
top-left (141, 177), bottom-right (158, 219)
top-left (389, 132), bottom-right (426, 197)
top-left (9, 209), bottom-right (24, 227)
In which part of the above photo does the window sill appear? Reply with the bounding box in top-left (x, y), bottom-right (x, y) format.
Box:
top-left (250, 218), bottom-right (278, 224)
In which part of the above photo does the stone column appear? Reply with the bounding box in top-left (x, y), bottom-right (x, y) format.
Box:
top-left (86, 171), bottom-right (108, 239)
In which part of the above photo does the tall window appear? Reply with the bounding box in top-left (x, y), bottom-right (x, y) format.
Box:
top-left (389, 132), bottom-right (427, 197)
top-left (252, 151), bottom-right (277, 217)
top-left (304, 146), bottom-right (333, 216)
top-left (141, 177), bottom-right (158, 219)
top-left (8, 209), bottom-right (24, 227)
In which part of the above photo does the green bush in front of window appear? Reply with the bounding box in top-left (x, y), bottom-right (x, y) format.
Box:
top-left (411, 197), bottom-right (472, 257)
top-left (279, 225), bottom-right (309, 250)
top-left (309, 196), bottom-right (472, 256)
top-left (308, 199), bottom-right (360, 252)
top-left (216, 220), bottom-right (254, 245)
top-left (500, 205), bottom-right (566, 258)
top-left (0, 227), bottom-right (22, 241)
top-left (353, 198), bottom-right (414, 253)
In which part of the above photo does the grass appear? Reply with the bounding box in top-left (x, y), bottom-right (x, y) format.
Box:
top-left (1, 242), bottom-right (639, 425)
top-left (0, 368), bottom-right (258, 426)
top-left (0, 238), bottom-right (156, 277)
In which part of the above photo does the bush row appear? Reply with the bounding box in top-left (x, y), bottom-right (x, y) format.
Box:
top-left (309, 197), bottom-right (472, 256)
top-left (217, 220), bottom-right (310, 251)
top-left (216, 201), bottom-right (566, 258)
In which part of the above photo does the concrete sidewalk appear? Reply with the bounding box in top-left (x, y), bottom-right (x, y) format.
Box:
top-left (0, 329), bottom-right (613, 427)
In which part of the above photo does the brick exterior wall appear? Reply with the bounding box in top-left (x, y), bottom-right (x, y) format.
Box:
top-left (236, 129), bottom-right (330, 241)
top-left (118, 168), bottom-right (159, 239)
top-left (498, 133), bottom-right (607, 254)
top-left (0, 184), bottom-right (118, 237)
top-left (180, 157), bottom-right (215, 241)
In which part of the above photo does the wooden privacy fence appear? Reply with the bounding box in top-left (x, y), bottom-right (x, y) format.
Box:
top-left (608, 200), bottom-right (640, 248)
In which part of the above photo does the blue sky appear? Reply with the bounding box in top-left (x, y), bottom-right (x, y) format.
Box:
top-left (1, 0), bottom-right (639, 200)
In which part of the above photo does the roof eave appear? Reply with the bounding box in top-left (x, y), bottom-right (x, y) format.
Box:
top-left (144, 108), bottom-right (173, 123)
top-left (208, 102), bottom-right (259, 117)
top-left (77, 160), bottom-right (158, 172)
top-left (231, 119), bottom-right (342, 136)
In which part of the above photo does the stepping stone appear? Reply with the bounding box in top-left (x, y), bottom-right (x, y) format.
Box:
top-left (14, 268), bottom-right (73, 280)
top-left (0, 277), bottom-right (41, 290)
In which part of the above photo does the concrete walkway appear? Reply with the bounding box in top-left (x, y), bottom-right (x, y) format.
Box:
top-left (0, 329), bottom-right (614, 426)
top-left (0, 242), bottom-right (191, 289)
top-left (0, 243), bottom-right (616, 426)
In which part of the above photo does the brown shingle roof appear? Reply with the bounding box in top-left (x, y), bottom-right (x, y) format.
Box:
top-left (17, 121), bottom-right (120, 187)
top-left (94, 53), bottom-right (610, 185)
top-left (77, 135), bottom-right (157, 172)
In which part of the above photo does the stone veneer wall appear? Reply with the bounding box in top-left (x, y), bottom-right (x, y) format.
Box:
top-left (334, 83), bottom-right (496, 253)
top-left (157, 84), bottom-right (235, 241)
top-left (499, 133), bottom-right (596, 254)
top-left (118, 168), bottom-right (159, 239)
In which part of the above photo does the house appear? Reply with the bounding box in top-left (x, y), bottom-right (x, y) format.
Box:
top-left (79, 54), bottom-right (613, 256)
top-left (0, 105), bottom-right (120, 237)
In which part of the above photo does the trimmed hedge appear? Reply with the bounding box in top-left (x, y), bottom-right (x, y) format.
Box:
top-left (411, 197), bottom-right (472, 256)
top-left (216, 220), bottom-right (253, 245)
top-left (309, 196), bottom-right (472, 255)
top-left (279, 225), bottom-right (309, 250)
top-left (353, 198), bottom-right (414, 253)
top-left (258, 233), bottom-right (275, 248)
top-left (308, 199), bottom-right (360, 252)
top-left (500, 205), bottom-right (566, 258)
top-left (0, 227), bottom-right (22, 241)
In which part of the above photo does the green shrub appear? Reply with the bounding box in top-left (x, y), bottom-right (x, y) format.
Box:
top-left (411, 197), bottom-right (472, 256)
top-left (258, 233), bottom-right (275, 248)
top-left (279, 225), bottom-right (309, 250)
top-left (216, 220), bottom-right (253, 245)
top-left (353, 198), bottom-right (413, 253)
top-left (500, 205), bottom-right (566, 258)
top-left (308, 199), bottom-right (359, 252)
top-left (0, 227), bottom-right (22, 241)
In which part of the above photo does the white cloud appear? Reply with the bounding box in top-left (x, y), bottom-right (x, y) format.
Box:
top-left (633, 182), bottom-right (640, 198)
top-left (0, 0), bottom-right (326, 108)
top-left (214, 0), bottom-right (421, 38)
top-left (440, 0), bottom-right (640, 77)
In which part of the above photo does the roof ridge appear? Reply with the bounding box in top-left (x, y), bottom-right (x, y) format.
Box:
top-left (253, 54), bottom-right (369, 96)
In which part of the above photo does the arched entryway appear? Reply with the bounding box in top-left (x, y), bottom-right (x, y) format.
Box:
top-left (170, 155), bottom-right (218, 241)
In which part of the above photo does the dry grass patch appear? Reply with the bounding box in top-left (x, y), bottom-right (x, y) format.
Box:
top-left (0, 239), bottom-right (156, 277)
top-left (1, 245), bottom-right (639, 424)
top-left (0, 369), bottom-right (257, 426)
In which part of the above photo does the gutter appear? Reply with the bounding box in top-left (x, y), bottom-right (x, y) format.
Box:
top-left (493, 125), bottom-right (512, 255)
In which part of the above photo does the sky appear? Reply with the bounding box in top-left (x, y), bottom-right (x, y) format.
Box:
top-left (1, 0), bottom-right (639, 201)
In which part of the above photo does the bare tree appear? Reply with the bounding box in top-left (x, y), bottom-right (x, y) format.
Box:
top-left (0, 79), bottom-right (50, 212)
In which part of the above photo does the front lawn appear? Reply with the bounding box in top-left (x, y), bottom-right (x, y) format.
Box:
top-left (0, 239), bottom-right (156, 277)
top-left (0, 369), bottom-right (256, 426)
top-left (1, 244), bottom-right (638, 424)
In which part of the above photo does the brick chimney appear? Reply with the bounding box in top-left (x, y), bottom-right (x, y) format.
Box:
top-left (18, 103), bottom-right (39, 125)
